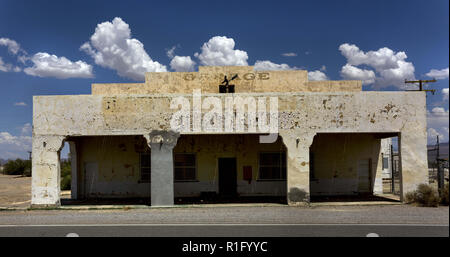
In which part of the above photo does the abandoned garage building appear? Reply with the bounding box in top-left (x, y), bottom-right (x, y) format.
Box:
top-left (31, 66), bottom-right (428, 207)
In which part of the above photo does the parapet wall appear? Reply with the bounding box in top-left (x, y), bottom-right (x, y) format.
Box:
top-left (92, 66), bottom-right (362, 95)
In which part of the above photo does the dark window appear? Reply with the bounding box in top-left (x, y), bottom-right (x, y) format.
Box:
top-left (174, 153), bottom-right (196, 181)
top-left (259, 152), bottom-right (286, 180)
top-left (140, 152), bottom-right (151, 182)
top-left (382, 157), bottom-right (389, 170)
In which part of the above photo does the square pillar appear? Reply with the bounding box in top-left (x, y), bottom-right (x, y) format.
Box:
top-left (280, 130), bottom-right (315, 205)
top-left (373, 138), bottom-right (384, 195)
top-left (399, 131), bottom-right (428, 202)
top-left (31, 135), bottom-right (65, 208)
top-left (145, 131), bottom-right (180, 207)
top-left (68, 141), bottom-right (78, 200)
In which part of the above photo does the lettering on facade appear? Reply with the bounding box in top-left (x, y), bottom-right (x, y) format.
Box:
top-left (183, 72), bottom-right (270, 81)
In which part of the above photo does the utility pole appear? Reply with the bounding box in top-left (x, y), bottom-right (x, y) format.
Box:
top-left (390, 144), bottom-right (395, 194)
top-left (404, 79), bottom-right (437, 95)
top-left (28, 151), bottom-right (32, 176)
top-left (436, 135), bottom-right (444, 192)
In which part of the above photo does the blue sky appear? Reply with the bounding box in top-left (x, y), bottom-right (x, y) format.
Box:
top-left (0, 0), bottom-right (448, 159)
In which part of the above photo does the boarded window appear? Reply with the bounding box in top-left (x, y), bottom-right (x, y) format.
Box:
top-left (140, 152), bottom-right (151, 182)
top-left (259, 152), bottom-right (287, 180)
top-left (174, 153), bottom-right (196, 181)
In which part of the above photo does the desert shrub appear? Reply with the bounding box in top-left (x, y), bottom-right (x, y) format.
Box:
top-left (23, 167), bottom-right (31, 177)
top-left (60, 160), bottom-right (71, 190)
top-left (405, 183), bottom-right (440, 207)
top-left (440, 183), bottom-right (449, 206)
top-left (3, 159), bottom-right (31, 176)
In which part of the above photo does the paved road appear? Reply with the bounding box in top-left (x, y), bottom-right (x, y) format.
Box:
top-left (0, 224), bottom-right (448, 237)
top-left (2, 205), bottom-right (449, 224)
top-left (1, 205), bottom-right (448, 237)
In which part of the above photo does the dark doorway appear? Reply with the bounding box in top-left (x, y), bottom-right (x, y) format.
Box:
top-left (218, 158), bottom-right (237, 197)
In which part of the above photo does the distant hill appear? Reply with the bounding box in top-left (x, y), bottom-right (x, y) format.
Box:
top-left (0, 158), bottom-right (7, 166)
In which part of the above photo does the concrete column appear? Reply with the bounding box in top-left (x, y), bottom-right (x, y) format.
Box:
top-left (280, 130), bottom-right (316, 205)
top-left (399, 131), bottom-right (428, 202)
top-left (144, 131), bottom-right (180, 207)
top-left (31, 135), bottom-right (65, 208)
top-left (68, 141), bottom-right (78, 200)
top-left (373, 138), bottom-right (384, 195)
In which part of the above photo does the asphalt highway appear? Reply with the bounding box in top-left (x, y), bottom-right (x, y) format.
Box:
top-left (1, 205), bottom-right (448, 237)
top-left (0, 223), bottom-right (448, 237)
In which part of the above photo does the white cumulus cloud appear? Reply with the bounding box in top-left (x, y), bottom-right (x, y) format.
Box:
top-left (0, 132), bottom-right (31, 150)
top-left (339, 43), bottom-right (407, 71)
top-left (23, 52), bottom-right (93, 79)
top-left (254, 60), bottom-right (328, 81)
top-left (21, 123), bottom-right (32, 135)
top-left (254, 60), bottom-right (292, 71)
top-left (426, 67), bottom-right (449, 80)
top-left (0, 123), bottom-right (33, 158)
top-left (80, 17), bottom-right (167, 81)
top-left (0, 37), bottom-right (28, 65)
top-left (0, 37), bottom-right (21, 55)
top-left (194, 36), bottom-right (248, 66)
top-left (0, 57), bottom-right (21, 73)
top-left (166, 46), bottom-right (177, 59)
top-left (443, 88), bottom-right (449, 101)
top-left (338, 43), bottom-right (415, 89)
top-left (170, 56), bottom-right (196, 72)
top-left (340, 64), bottom-right (376, 84)
top-left (0, 57), bottom-right (10, 72)
top-left (308, 70), bottom-right (328, 81)
top-left (427, 128), bottom-right (445, 142)
top-left (427, 107), bottom-right (449, 143)
top-left (281, 52), bottom-right (297, 57)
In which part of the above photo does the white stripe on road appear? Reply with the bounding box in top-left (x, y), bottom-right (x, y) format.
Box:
top-left (0, 223), bottom-right (448, 227)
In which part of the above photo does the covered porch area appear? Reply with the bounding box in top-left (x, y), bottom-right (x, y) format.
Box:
top-left (45, 133), bottom-right (289, 207)
top-left (309, 132), bottom-right (401, 203)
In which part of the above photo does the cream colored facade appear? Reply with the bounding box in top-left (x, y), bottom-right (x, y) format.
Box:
top-left (75, 135), bottom-right (287, 198)
top-left (31, 66), bottom-right (428, 207)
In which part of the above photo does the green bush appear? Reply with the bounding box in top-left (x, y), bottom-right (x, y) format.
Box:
top-left (405, 183), bottom-right (440, 207)
top-left (3, 159), bottom-right (31, 176)
top-left (60, 160), bottom-right (71, 190)
top-left (440, 183), bottom-right (449, 206)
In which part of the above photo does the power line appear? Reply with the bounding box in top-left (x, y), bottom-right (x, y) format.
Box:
top-left (404, 79), bottom-right (437, 95)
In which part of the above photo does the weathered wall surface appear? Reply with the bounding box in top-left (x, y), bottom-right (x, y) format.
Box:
top-left (33, 92), bottom-right (425, 136)
top-left (33, 71), bottom-right (427, 204)
top-left (31, 135), bottom-right (65, 207)
top-left (75, 134), bottom-right (286, 198)
top-left (92, 66), bottom-right (361, 95)
top-left (32, 88), bottom-right (427, 205)
top-left (310, 133), bottom-right (381, 196)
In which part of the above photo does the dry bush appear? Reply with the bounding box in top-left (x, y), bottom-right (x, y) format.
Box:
top-left (405, 184), bottom-right (440, 207)
top-left (440, 183), bottom-right (449, 206)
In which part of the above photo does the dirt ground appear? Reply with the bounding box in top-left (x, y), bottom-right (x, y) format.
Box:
top-left (0, 174), bottom-right (31, 208)
top-left (0, 174), bottom-right (70, 208)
